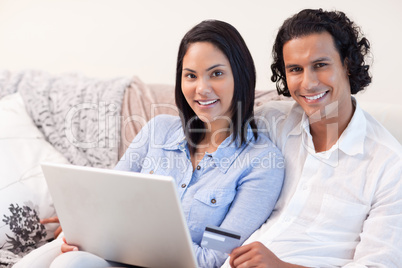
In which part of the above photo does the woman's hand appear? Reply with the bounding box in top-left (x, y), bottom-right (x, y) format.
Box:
top-left (61, 236), bottom-right (79, 253)
top-left (40, 216), bottom-right (62, 238)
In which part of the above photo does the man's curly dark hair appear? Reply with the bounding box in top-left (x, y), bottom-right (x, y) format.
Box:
top-left (271, 9), bottom-right (372, 96)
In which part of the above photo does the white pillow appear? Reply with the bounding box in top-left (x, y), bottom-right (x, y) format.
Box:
top-left (0, 93), bottom-right (69, 255)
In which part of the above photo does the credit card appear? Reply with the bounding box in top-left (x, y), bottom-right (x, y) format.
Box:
top-left (200, 225), bottom-right (241, 254)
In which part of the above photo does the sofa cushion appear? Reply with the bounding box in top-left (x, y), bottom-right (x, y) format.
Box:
top-left (0, 93), bottom-right (69, 256)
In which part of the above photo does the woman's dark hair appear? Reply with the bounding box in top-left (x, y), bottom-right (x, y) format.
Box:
top-left (271, 8), bottom-right (372, 96)
top-left (175, 19), bottom-right (257, 154)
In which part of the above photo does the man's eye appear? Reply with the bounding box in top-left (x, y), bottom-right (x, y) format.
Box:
top-left (315, 63), bottom-right (327, 68)
top-left (212, 71), bottom-right (223, 77)
top-left (289, 67), bottom-right (302, 72)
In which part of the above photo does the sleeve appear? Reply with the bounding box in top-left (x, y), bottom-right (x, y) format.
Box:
top-left (114, 116), bottom-right (155, 172)
top-left (193, 144), bottom-right (285, 268)
top-left (344, 162), bottom-right (402, 267)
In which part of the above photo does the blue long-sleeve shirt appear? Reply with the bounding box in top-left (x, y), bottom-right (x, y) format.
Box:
top-left (115, 114), bottom-right (284, 268)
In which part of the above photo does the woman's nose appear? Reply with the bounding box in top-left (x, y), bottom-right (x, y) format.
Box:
top-left (196, 77), bottom-right (212, 95)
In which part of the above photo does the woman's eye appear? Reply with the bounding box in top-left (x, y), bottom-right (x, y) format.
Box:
top-left (185, 73), bottom-right (196, 79)
top-left (212, 71), bottom-right (223, 77)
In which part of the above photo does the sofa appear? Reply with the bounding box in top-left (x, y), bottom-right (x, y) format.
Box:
top-left (0, 69), bottom-right (401, 267)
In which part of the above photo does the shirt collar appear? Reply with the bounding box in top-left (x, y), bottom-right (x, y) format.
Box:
top-left (289, 97), bottom-right (366, 156)
top-left (210, 124), bottom-right (255, 173)
top-left (162, 128), bottom-right (187, 151)
top-left (162, 124), bottom-right (255, 174)
top-left (337, 97), bottom-right (366, 156)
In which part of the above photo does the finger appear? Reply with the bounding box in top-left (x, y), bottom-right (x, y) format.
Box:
top-left (229, 244), bottom-right (253, 267)
top-left (230, 243), bottom-right (253, 259)
top-left (54, 226), bottom-right (63, 238)
top-left (40, 217), bottom-right (60, 224)
top-left (231, 250), bottom-right (253, 268)
top-left (61, 242), bottom-right (78, 253)
top-left (231, 242), bottom-right (267, 268)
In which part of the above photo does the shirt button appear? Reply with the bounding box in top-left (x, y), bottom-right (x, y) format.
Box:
top-left (181, 183), bottom-right (186, 188)
top-left (149, 170), bottom-right (154, 174)
top-left (196, 165), bottom-right (201, 170)
top-left (211, 199), bottom-right (216, 204)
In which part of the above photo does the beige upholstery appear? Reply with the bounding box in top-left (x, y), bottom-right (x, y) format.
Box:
top-left (119, 83), bottom-right (286, 158)
top-left (359, 101), bottom-right (402, 144)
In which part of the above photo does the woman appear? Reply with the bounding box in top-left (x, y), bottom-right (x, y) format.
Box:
top-left (16, 20), bottom-right (284, 268)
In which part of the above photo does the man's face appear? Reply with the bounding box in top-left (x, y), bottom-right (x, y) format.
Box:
top-left (283, 32), bottom-right (352, 120)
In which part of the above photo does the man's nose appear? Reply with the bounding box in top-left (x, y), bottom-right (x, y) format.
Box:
top-left (301, 69), bottom-right (319, 90)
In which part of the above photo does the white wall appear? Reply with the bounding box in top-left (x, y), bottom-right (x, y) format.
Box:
top-left (0, 0), bottom-right (401, 104)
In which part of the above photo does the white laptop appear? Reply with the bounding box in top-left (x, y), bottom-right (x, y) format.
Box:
top-left (41, 162), bottom-right (198, 268)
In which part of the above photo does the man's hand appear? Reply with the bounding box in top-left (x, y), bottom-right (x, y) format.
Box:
top-left (40, 216), bottom-right (62, 239)
top-left (229, 242), bottom-right (307, 268)
top-left (229, 242), bottom-right (284, 268)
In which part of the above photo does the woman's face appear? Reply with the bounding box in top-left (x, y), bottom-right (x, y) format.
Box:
top-left (181, 42), bottom-right (234, 128)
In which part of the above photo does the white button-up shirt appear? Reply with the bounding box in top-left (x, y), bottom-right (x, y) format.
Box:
top-left (223, 98), bottom-right (402, 267)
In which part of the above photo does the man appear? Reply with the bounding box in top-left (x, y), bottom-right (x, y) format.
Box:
top-left (225, 8), bottom-right (402, 268)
